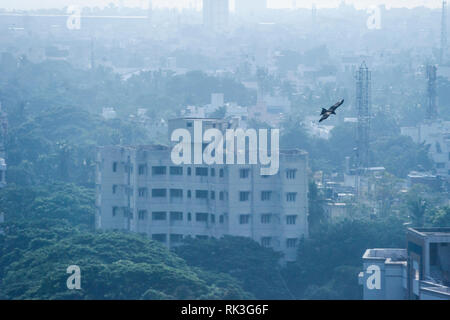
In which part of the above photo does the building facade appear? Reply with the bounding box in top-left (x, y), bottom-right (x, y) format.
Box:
top-left (359, 228), bottom-right (450, 300)
top-left (96, 118), bottom-right (309, 261)
top-left (203, 0), bottom-right (229, 32)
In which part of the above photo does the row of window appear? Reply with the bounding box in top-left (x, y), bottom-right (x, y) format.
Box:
top-left (150, 233), bottom-right (299, 248)
top-left (111, 208), bottom-right (298, 226)
top-left (113, 163), bottom-right (299, 180)
top-left (132, 188), bottom-right (297, 203)
top-left (261, 237), bottom-right (299, 248)
top-left (112, 208), bottom-right (226, 224)
top-left (133, 188), bottom-right (230, 201)
top-left (239, 214), bottom-right (298, 225)
top-left (151, 234), bottom-right (212, 243)
top-left (239, 191), bottom-right (297, 202)
top-left (137, 165), bottom-right (225, 178)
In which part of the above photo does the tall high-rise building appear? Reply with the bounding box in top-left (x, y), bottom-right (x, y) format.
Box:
top-left (203, 0), bottom-right (229, 31)
top-left (235, 0), bottom-right (267, 16)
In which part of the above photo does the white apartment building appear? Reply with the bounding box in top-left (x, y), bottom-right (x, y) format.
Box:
top-left (96, 118), bottom-right (309, 261)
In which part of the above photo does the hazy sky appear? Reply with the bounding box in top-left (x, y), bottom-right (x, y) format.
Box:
top-left (0, 0), bottom-right (444, 10)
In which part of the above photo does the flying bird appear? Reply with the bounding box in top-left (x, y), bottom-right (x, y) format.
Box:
top-left (319, 99), bottom-right (345, 123)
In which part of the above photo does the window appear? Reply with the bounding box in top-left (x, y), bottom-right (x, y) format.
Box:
top-left (138, 164), bottom-right (147, 176)
top-left (196, 190), bottom-right (208, 199)
top-left (112, 206), bottom-right (119, 217)
top-left (211, 168), bottom-right (216, 177)
top-left (196, 167), bottom-right (208, 176)
top-left (287, 238), bottom-right (298, 248)
top-left (170, 189), bottom-right (183, 198)
top-left (152, 212), bottom-right (167, 221)
top-left (436, 142), bottom-right (442, 154)
top-left (138, 188), bottom-right (148, 198)
top-left (239, 214), bottom-right (250, 224)
top-left (219, 215), bottom-right (224, 224)
top-left (261, 191), bottom-right (272, 201)
top-left (219, 191), bottom-right (224, 201)
top-left (219, 169), bottom-right (224, 177)
top-left (196, 235), bottom-right (208, 240)
top-left (138, 210), bottom-right (147, 220)
top-left (210, 191), bottom-right (215, 200)
top-left (112, 162), bottom-right (118, 172)
top-left (112, 185), bottom-right (118, 194)
top-left (239, 191), bottom-right (250, 202)
top-left (170, 234), bottom-right (183, 243)
top-left (210, 214), bottom-right (216, 224)
top-left (286, 192), bottom-right (297, 202)
top-left (187, 167), bottom-right (192, 176)
top-left (261, 214), bottom-right (271, 224)
top-left (261, 237), bottom-right (271, 247)
top-left (196, 212), bottom-right (209, 222)
top-left (152, 189), bottom-right (167, 198)
top-left (286, 215), bottom-right (297, 225)
top-left (187, 212), bottom-right (192, 221)
top-left (187, 190), bottom-right (192, 198)
top-left (123, 210), bottom-right (132, 219)
top-left (240, 168), bottom-right (250, 179)
top-left (152, 166), bottom-right (166, 175)
top-left (286, 169), bottom-right (297, 179)
top-left (152, 234), bottom-right (166, 243)
top-left (170, 166), bottom-right (183, 175)
top-left (170, 212), bottom-right (183, 221)
top-left (187, 122), bottom-right (193, 128)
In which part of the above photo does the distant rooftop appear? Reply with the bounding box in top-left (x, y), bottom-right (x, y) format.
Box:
top-left (408, 227), bottom-right (450, 238)
top-left (363, 248), bottom-right (407, 263)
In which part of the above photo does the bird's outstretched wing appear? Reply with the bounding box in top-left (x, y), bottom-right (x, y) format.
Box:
top-left (320, 108), bottom-right (327, 115)
top-left (319, 114), bottom-right (328, 122)
top-left (329, 99), bottom-right (344, 112)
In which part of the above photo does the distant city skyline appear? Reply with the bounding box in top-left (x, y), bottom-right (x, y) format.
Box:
top-left (0, 0), bottom-right (445, 11)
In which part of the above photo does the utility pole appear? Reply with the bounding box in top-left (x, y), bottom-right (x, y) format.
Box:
top-left (441, 0), bottom-right (447, 64)
top-left (426, 64), bottom-right (438, 120)
top-left (355, 62), bottom-right (371, 199)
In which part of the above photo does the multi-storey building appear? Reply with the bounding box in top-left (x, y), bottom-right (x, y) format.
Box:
top-left (203, 0), bottom-right (229, 32)
top-left (359, 227), bottom-right (450, 300)
top-left (96, 118), bottom-right (308, 261)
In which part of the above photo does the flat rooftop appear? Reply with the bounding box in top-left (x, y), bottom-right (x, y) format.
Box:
top-left (409, 228), bottom-right (450, 237)
top-left (363, 248), bottom-right (407, 263)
